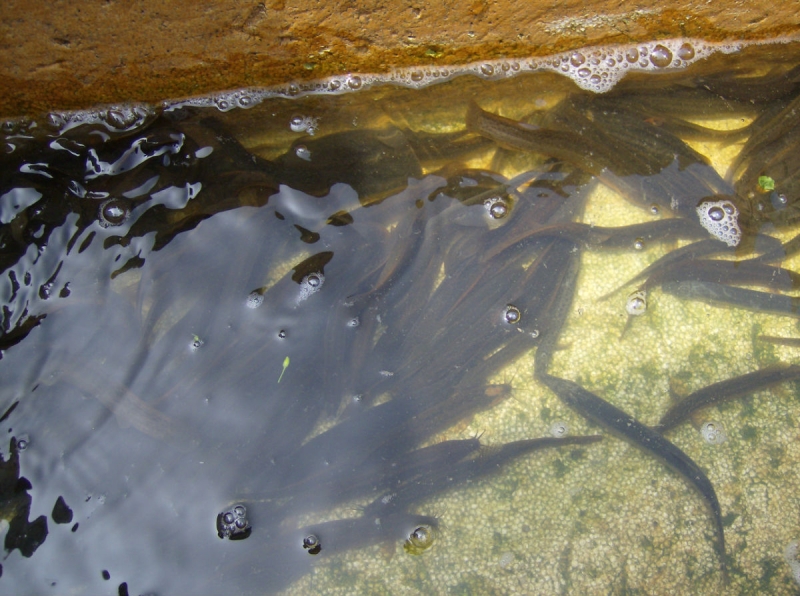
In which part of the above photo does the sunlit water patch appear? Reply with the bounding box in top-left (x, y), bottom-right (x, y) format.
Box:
top-left (2, 38), bottom-right (800, 595)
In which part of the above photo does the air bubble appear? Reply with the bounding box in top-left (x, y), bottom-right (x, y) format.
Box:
top-left (295, 145), bottom-right (311, 161)
top-left (570, 52), bottom-right (586, 67)
top-left (98, 198), bottom-right (130, 228)
top-left (577, 67), bottom-right (591, 78)
top-left (303, 534), bottom-right (321, 555)
top-left (480, 64), bottom-right (494, 76)
top-left (404, 524), bottom-right (436, 555)
top-left (589, 74), bottom-right (602, 86)
top-left (625, 48), bottom-right (639, 62)
top-left (347, 317), bottom-right (360, 328)
top-left (633, 238), bottom-right (645, 250)
top-left (625, 290), bottom-right (647, 316)
top-left (289, 115), bottom-right (305, 131)
top-left (46, 113), bottom-right (66, 130)
top-left (216, 99), bottom-right (231, 112)
top-left (237, 95), bottom-right (253, 108)
top-left (348, 76), bottom-right (363, 90)
top-left (550, 421), bottom-right (569, 438)
top-left (503, 304), bottom-right (521, 324)
top-left (650, 204), bottom-right (660, 215)
top-left (649, 44), bottom-right (673, 68)
top-left (677, 42), bottom-right (695, 60)
top-left (771, 192), bottom-right (789, 209)
top-left (17, 436), bottom-right (29, 450)
top-left (410, 70), bottom-right (424, 82)
top-left (701, 421), bottom-right (727, 445)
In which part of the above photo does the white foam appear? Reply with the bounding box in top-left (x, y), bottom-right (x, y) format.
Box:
top-left (25, 35), bottom-right (800, 132)
top-left (696, 199), bottom-right (741, 247)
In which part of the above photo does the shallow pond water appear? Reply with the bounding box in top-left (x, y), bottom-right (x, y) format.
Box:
top-left (2, 38), bottom-right (800, 595)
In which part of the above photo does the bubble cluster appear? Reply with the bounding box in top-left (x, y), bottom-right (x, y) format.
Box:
top-left (246, 290), bottom-right (264, 309)
top-left (625, 290), bottom-right (647, 316)
top-left (44, 105), bottom-right (155, 135)
top-left (696, 199), bottom-right (741, 247)
top-left (785, 541), bottom-right (800, 586)
top-left (404, 524), bottom-right (436, 555)
top-left (303, 534), bottom-right (321, 555)
top-left (550, 421), bottom-right (569, 438)
top-left (216, 504), bottom-right (251, 540)
top-left (289, 115), bottom-right (319, 135)
top-left (700, 421), bottom-right (727, 445)
top-left (298, 272), bottom-right (325, 302)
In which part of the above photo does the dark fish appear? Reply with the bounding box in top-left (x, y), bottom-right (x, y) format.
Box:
top-left (662, 279), bottom-right (800, 318)
top-left (656, 364), bottom-right (800, 433)
top-left (536, 372), bottom-right (728, 582)
top-left (601, 234), bottom-right (786, 301)
top-left (481, 218), bottom-right (704, 263)
top-left (269, 126), bottom-right (489, 204)
top-left (364, 434), bottom-right (603, 516)
top-left (758, 335), bottom-right (800, 347)
top-left (465, 101), bottom-right (622, 176)
top-left (643, 259), bottom-right (800, 294)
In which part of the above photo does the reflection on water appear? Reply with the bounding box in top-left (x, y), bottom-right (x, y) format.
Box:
top-left (2, 40), bottom-right (800, 594)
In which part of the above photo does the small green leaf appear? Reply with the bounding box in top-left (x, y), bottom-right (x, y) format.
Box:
top-left (758, 175), bottom-right (775, 191)
top-left (278, 356), bottom-right (290, 383)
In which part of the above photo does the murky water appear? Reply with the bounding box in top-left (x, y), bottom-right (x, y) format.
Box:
top-left (3, 38), bottom-right (800, 595)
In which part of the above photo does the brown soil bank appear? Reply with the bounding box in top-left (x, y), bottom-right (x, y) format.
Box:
top-left (1, 0), bottom-right (799, 118)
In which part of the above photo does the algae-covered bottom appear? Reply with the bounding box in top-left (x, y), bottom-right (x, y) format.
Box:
top-left (2, 39), bottom-right (800, 595)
